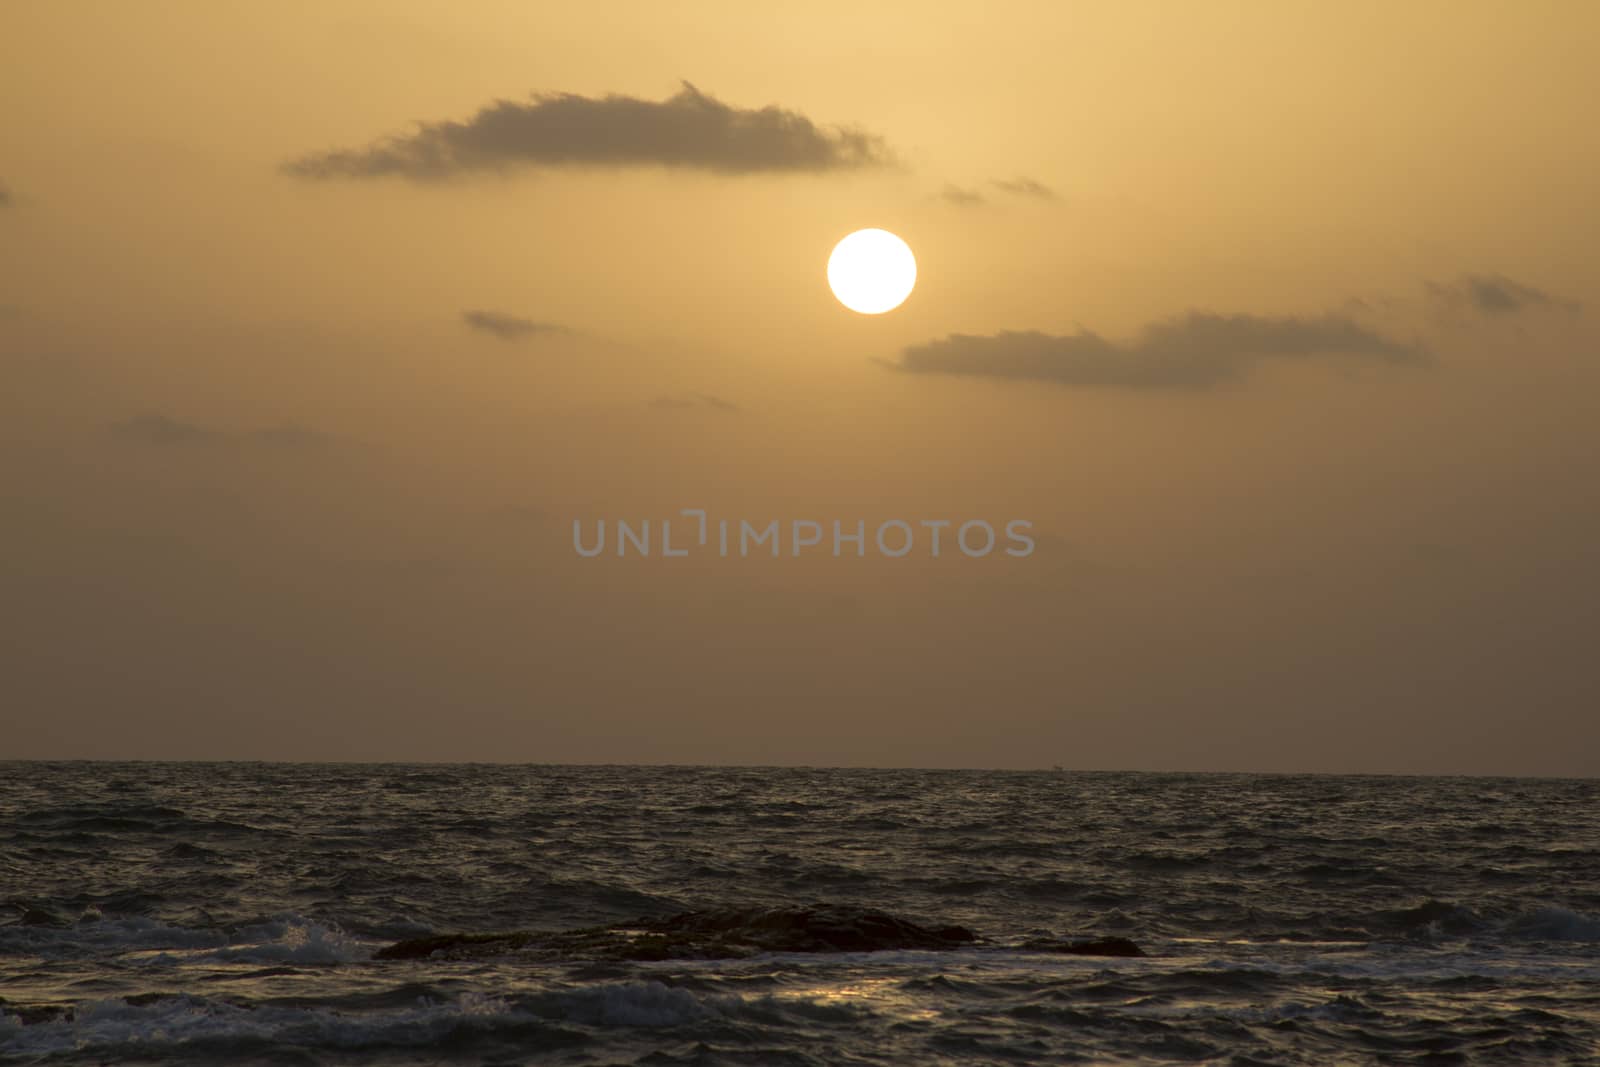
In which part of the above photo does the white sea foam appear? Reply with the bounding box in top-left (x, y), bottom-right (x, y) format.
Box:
top-left (200, 917), bottom-right (372, 964)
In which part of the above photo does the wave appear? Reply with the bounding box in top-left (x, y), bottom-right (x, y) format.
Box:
top-left (1377, 900), bottom-right (1600, 944)
top-left (1502, 906), bottom-right (1600, 942)
top-left (12, 804), bottom-right (272, 839)
top-left (197, 918), bottom-right (372, 965)
top-left (0, 990), bottom-right (588, 1061)
top-left (1, 979), bottom-right (881, 1063)
top-left (534, 981), bottom-right (729, 1028)
top-left (0, 913), bottom-right (376, 966)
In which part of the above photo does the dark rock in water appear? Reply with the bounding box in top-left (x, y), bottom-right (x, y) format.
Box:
top-left (377, 906), bottom-right (978, 963)
top-left (374, 906), bottom-right (1145, 964)
top-left (646, 906), bottom-right (976, 954)
top-left (375, 931), bottom-right (534, 961)
top-left (123, 992), bottom-right (173, 1007)
top-left (5, 1003), bottom-right (75, 1025)
top-left (1388, 899), bottom-right (1480, 936)
top-left (17, 906), bottom-right (70, 928)
top-left (1020, 936), bottom-right (1146, 957)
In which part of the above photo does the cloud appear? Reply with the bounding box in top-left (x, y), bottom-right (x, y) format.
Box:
top-left (941, 177), bottom-right (1057, 207)
top-left (651, 392), bottom-right (739, 412)
top-left (112, 414), bottom-right (221, 445)
top-left (462, 309), bottom-right (566, 340)
top-left (111, 415), bottom-right (335, 448)
top-left (284, 82), bottom-right (892, 180)
top-left (891, 311), bottom-right (1424, 389)
top-left (1425, 274), bottom-right (1579, 316)
top-left (941, 184), bottom-right (985, 207)
top-left (991, 176), bottom-right (1057, 200)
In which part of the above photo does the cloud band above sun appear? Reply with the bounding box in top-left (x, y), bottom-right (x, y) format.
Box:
top-left (461, 310), bottom-right (566, 340)
top-left (284, 82), bottom-right (893, 180)
top-left (891, 311), bottom-right (1424, 389)
top-left (1425, 274), bottom-right (1580, 317)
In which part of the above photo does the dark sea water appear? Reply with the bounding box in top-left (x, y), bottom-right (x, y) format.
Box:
top-left (2, 764), bottom-right (1597, 1065)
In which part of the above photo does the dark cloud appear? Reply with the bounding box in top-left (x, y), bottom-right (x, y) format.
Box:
top-left (941, 184), bottom-right (985, 207)
top-left (1426, 274), bottom-right (1579, 316)
top-left (892, 311), bottom-right (1424, 389)
top-left (942, 177), bottom-right (1056, 207)
top-left (462, 309), bottom-right (566, 340)
top-left (285, 82), bottom-right (892, 180)
top-left (112, 414), bottom-right (221, 445)
top-left (991, 176), bottom-right (1057, 200)
top-left (651, 392), bottom-right (739, 412)
top-left (111, 415), bottom-right (335, 448)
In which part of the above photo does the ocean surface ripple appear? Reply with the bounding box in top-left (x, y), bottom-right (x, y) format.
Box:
top-left (2, 764), bottom-right (1597, 1064)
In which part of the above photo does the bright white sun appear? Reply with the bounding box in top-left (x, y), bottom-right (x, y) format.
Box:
top-left (827, 229), bottom-right (916, 314)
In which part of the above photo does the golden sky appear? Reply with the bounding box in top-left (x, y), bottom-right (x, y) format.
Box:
top-left (4, 3), bottom-right (1598, 772)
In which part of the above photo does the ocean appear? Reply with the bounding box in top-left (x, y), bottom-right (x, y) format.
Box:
top-left (2, 763), bottom-right (1597, 1064)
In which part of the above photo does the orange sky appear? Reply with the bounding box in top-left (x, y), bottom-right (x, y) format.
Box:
top-left (3, 3), bottom-right (1597, 772)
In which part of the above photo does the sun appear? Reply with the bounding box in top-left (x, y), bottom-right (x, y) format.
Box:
top-left (827, 229), bottom-right (917, 315)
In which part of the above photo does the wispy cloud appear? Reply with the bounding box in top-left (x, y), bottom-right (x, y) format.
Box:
top-left (285, 82), bottom-right (893, 180)
top-left (462, 310), bottom-right (566, 341)
top-left (941, 176), bottom-right (1057, 208)
top-left (891, 311), bottom-right (1423, 389)
top-left (941, 184), bottom-right (986, 207)
top-left (1425, 274), bottom-right (1579, 316)
top-left (112, 414), bottom-right (221, 446)
top-left (990, 176), bottom-right (1057, 200)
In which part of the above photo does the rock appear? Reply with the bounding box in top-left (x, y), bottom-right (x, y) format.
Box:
top-left (375, 931), bottom-right (532, 961)
top-left (377, 906), bottom-right (978, 963)
top-left (645, 906), bottom-right (978, 954)
top-left (1020, 936), bottom-right (1146, 957)
top-left (18, 907), bottom-right (70, 928)
top-left (122, 993), bottom-right (171, 1007)
top-left (373, 906), bottom-right (1145, 964)
top-left (7, 1003), bottom-right (74, 1025)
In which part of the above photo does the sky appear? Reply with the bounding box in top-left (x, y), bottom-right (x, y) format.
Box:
top-left (3, 3), bottom-right (1597, 773)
